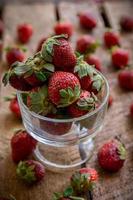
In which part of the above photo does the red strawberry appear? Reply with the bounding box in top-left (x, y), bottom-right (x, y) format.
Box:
top-left (68, 91), bottom-right (98, 118)
top-left (79, 12), bottom-right (97, 30)
top-left (54, 21), bottom-right (73, 38)
top-left (48, 71), bottom-right (81, 107)
top-left (98, 140), bottom-right (126, 172)
top-left (74, 56), bottom-right (104, 94)
top-left (112, 48), bottom-right (129, 69)
top-left (108, 95), bottom-right (113, 107)
top-left (104, 31), bottom-right (120, 48)
top-left (118, 69), bottom-right (133, 90)
top-left (120, 16), bottom-right (133, 31)
top-left (5, 47), bottom-right (25, 66)
top-left (5, 95), bottom-right (21, 118)
top-left (41, 35), bottom-right (76, 71)
top-left (130, 103), bottom-right (133, 118)
top-left (76, 35), bottom-right (99, 54)
top-left (36, 37), bottom-right (47, 52)
top-left (0, 20), bottom-right (4, 37)
top-left (17, 23), bottom-right (33, 43)
top-left (85, 54), bottom-right (102, 71)
top-left (71, 167), bottom-right (98, 194)
top-left (16, 160), bottom-right (45, 184)
top-left (11, 129), bottom-right (37, 163)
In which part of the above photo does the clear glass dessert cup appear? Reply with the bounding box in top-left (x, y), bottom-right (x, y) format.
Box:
top-left (17, 72), bottom-right (109, 172)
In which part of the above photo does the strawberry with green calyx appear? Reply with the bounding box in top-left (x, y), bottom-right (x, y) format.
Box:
top-left (98, 140), bottom-right (126, 172)
top-left (70, 168), bottom-right (98, 195)
top-left (27, 85), bottom-right (56, 115)
top-left (48, 71), bottom-right (81, 107)
top-left (74, 56), bottom-right (104, 94)
top-left (41, 34), bottom-right (76, 71)
top-left (68, 91), bottom-right (98, 118)
top-left (53, 186), bottom-right (85, 200)
top-left (16, 160), bottom-right (45, 185)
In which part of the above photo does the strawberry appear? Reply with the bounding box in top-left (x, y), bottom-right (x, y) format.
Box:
top-left (74, 56), bottom-right (104, 94)
top-left (76, 35), bottom-right (99, 54)
top-left (36, 37), bottom-right (47, 52)
top-left (17, 23), bottom-right (33, 43)
top-left (5, 47), bottom-right (25, 66)
top-left (48, 71), bottom-right (81, 107)
top-left (108, 95), bottom-right (113, 107)
top-left (27, 85), bottom-right (56, 115)
top-left (79, 12), bottom-right (97, 30)
top-left (118, 69), bottom-right (133, 90)
top-left (54, 21), bottom-right (73, 38)
top-left (112, 48), bottom-right (129, 69)
top-left (5, 95), bottom-right (21, 118)
top-left (98, 140), bottom-right (126, 172)
top-left (41, 35), bottom-right (76, 71)
top-left (16, 160), bottom-right (45, 184)
top-left (85, 54), bottom-right (102, 71)
top-left (130, 103), bottom-right (133, 118)
top-left (11, 129), bottom-right (37, 163)
top-left (71, 167), bottom-right (98, 195)
top-left (0, 20), bottom-right (4, 37)
top-left (104, 31), bottom-right (120, 48)
top-left (120, 16), bottom-right (133, 32)
top-left (68, 91), bottom-right (98, 118)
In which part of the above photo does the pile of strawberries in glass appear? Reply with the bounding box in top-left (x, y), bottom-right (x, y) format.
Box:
top-left (0, 10), bottom-right (133, 200)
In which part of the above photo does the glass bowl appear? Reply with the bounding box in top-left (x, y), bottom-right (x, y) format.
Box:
top-left (17, 72), bottom-right (109, 172)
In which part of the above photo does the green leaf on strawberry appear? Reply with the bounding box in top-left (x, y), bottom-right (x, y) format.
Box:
top-left (92, 74), bottom-right (104, 92)
top-left (118, 143), bottom-right (126, 160)
top-left (77, 93), bottom-right (97, 111)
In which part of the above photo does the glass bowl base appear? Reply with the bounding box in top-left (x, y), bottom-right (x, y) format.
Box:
top-left (33, 137), bottom-right (95, 172)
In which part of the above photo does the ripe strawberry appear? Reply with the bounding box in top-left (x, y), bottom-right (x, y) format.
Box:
top-left (108, 95), bottom-right (113, 107)
top-left (74, 56), bottom-right (104, 94)
top-left (71, 167), bottom-right (98, 194)
top-left (41, 35), bottom-right (76, 71)
top-left (36, 37), bottom-right (47, 52)
top-left (11, 129), bottom-right (37, 163)
top-left (130, 103), bottom-right (133, 118)
top-left (5, 95), bottom-right (21, 118)
top-left (120, 16), bottom-right (133, 31)
top-left (68, 91), bottom-right (98, 118)
top-left (112, 48), bottom-right (129, 69)
top-left (5, 47), bottom-right (25, 66)
top-left (17, 23), bottom-right (33, 43)
top-left (76, 35), bottom-right (99, 54)
top-left (0, 20), bottom-right (4, 37)
top-left (16, 160), bottom-right (45, 184)
top-left (85, 54), bottom-right (102, 71)
top-left (118, 69), bottom-right (133, 90)
top-left (98, 140), bottom-right (126, 172)
top-left (104, 31), bottom-right (120, 48)
top-left (48, 71), bottom-right (81, 107)
top-left (79, 12), bottom-right (97, 30)
top-left (54, 21), bottom-right (73, 38)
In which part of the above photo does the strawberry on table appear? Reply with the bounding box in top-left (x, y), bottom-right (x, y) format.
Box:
top-left (11, 129), bottom-right (37, 163)
top-left (71, 167), bottom-right (98, 195)
top-left (16, 160), bottom-right (45, 185)
top-left (111, 48), bottom-right (129, 69)
top-left (54, 21), bottom-right (73, 38)
top-left (68, 90), bottom-right (98, 118)
top-left (76, 35), bottom-right (99, 54)
top-left (78, 11), bottom-right (97, 30)
top-left (98, 140), bottom-right (126, 172)
top-left (41, 34), bottom-right (76, 71)
top-left (48, 71), bottom-right (81, 107)
top-left (104, 30), bottom-right (120, 48)
top-left (118, 69), bottom-right (133, 90)
top-left (17, 23), bottom-right (33, 43)
top-left (120, 15), bottom-right (133, 32)
top-left (5, 46), bottom-right (25, 66)
top-left (85, 54), bottom-right (102, 71)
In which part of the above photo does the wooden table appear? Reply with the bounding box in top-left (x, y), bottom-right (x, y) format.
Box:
top-left (0, 0), bottom-right (133, 199)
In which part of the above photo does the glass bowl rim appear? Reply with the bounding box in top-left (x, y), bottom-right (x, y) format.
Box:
top-left (17, 71), bottom-right (109, 123)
